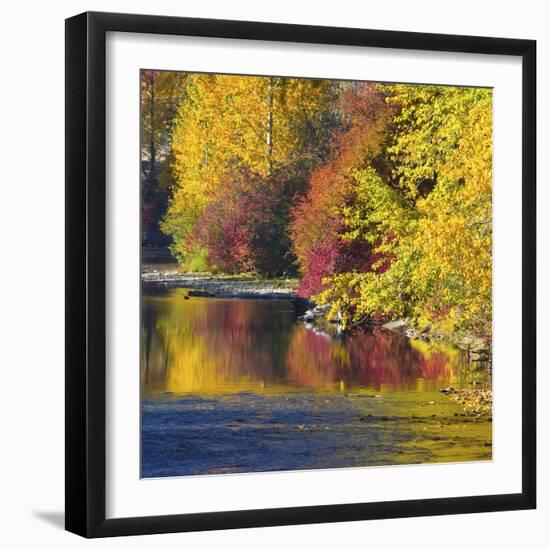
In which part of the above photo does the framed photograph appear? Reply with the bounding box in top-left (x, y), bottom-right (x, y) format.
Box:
top-left (65, 11), bottom-right (536, 538)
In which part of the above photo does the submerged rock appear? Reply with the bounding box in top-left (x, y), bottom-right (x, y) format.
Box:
top-left (187, 289), bottom-right (215, 297)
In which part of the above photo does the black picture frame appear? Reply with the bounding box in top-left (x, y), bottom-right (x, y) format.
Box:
top-left (65, 11), bottom-right (536, 538)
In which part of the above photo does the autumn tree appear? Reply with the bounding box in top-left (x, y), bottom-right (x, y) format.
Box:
top-left (161, 73), bottom-right (338, 265)
top-left (316, 85), bottom-right (493, 339)
top-left (290, 83), bottom-right (395, 297)
top-left (147, 71), bottom-right (493, 341)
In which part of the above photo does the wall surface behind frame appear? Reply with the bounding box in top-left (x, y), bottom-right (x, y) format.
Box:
top-left (0, 1), bottom-right (546, 549)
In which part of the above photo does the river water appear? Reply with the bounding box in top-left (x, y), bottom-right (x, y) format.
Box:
top-left (141, 286), bottom-right (492, 478)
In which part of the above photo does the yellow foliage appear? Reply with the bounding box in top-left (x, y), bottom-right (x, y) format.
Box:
top-left (161, 74), bottom-right (334, 261)
top-left (316, 85), bottom-right (493, 339)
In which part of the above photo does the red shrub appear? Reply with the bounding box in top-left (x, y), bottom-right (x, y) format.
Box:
top-left (194, 169), bottom-right (307, 275)
top-left (291, 83), bottom-right (394, 298)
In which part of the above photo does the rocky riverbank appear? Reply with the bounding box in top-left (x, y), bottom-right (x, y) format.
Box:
top-left (141, 268), bottom-right (298, 299)
top-left (381, 318), bottom-right (492, 364)
top-left (440, 387), bottom-right (493, 419)
top-left (295, 305), bottom-right (493, 370)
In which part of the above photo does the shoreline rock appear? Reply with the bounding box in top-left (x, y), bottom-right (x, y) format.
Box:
top-left (443, 387), bottom-right (493, 418)
top-left (382, 318), bottom-right (492, 363)
top-left (296, 309), bottom-right (492, 362)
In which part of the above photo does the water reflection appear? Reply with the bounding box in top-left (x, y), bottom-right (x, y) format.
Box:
top-left (141, 287), bottom-right (485, 396)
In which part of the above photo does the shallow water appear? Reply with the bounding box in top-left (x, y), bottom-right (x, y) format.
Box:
top-left (141, 286), bottom-right (491, 478)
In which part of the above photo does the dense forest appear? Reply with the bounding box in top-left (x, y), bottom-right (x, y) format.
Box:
top-left (141, 70), bottom-right (492, 342)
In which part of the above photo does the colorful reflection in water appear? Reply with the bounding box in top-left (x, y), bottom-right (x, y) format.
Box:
top-left (141, 287), bottom-right (492, 477)
top-left (141, 288), bottom-right (486, 396)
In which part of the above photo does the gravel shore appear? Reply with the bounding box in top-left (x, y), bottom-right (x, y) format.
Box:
top-left (141, 269), bottom-right (298, 299)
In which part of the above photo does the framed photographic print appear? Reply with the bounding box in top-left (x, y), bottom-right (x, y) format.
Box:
top-left (65, 11), bottom-right (536, 538)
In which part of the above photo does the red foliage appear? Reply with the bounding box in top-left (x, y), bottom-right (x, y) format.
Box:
top-left (193, 170), bottom-right (261, 273)
top-left (291, 83), bottom-right (394, 298)
top-left (296, 233), bottom-right (388, 298)
top-left (296, 233), bottom-right (340, 298)
top-left (141, 70), bottom-right (160, 85)
top-left (194, 169), bottom-right (306, 275)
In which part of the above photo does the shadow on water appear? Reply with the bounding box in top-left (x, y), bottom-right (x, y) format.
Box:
top-left (141, 287), bottom-right (492, 478)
